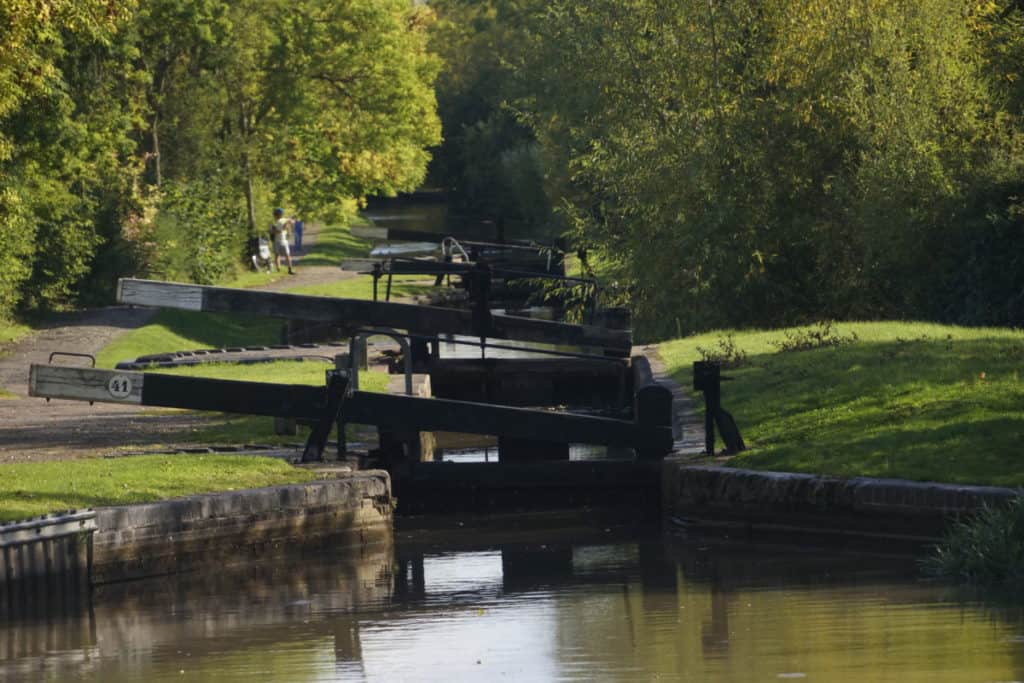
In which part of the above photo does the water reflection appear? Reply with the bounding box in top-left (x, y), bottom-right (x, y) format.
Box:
top-left (3, 530), bottom-right (1024, 682)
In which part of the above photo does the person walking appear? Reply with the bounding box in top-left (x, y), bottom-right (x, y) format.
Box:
top-left (270, 207), bottom-right (295, 274)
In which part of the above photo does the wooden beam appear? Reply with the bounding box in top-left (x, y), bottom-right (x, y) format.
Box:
top-left (30, 365), bottom-right (145, 404)
top-left (116, 278), bottom-right (631, 353)
top-left (350, 225), bottom-right (389, 241)
top-left (28, 365), bottom-right (671, 451)
top-left (345, 392), bottom-right (671, 450)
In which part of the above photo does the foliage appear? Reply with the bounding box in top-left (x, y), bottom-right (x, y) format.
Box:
top-left (0, 1), bottom-right (144, 313)
top-left (0, 317), bottom-right (32, 348)
top-left (424, 0), bottom-right (1024, 339)
top-left (0, 0), bottom-right (441, 320)
top-left (660, 321), bottom-right (1024, 486)
top-left (769, 321), bottom-right (859, 353)
top-left (429, 0), bottom-right (548, 224)
top-left (695, 335), bottom-right (749, 369)
top-left (924, 495), bottom-right (1024, 588)
top-left (151, 178), bottom-right (248, 284)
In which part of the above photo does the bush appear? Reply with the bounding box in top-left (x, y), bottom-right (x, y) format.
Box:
top-left (150, 179), bottom-right (248, 284)
top-left (769, 321), bottom-right (859, 353)
top-left (923, 495), bottom-right (1024, 588)
top-left (695, 334), bottom-right (749, 368)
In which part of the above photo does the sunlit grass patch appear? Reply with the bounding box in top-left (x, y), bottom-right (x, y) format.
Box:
top-left (0, 454), bottom-right (316, 522)
top-left (95, 309), bottom-right (281, 368)
top-left (0, 318), bottom-right (31, 347)
top-left (289, 274), bottom-right (434, 301)
top-left (661, 321), bottom-right (1024, 486)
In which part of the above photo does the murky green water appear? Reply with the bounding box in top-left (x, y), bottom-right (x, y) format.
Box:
top-left (2, 527), bottom-right (1023, 682)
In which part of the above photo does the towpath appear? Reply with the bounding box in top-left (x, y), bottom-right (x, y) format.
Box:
top-left (0, 224), bottom-right (362, 463)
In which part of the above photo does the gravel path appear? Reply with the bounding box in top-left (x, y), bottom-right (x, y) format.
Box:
top-left (0, 224), bottom-right (364, 463)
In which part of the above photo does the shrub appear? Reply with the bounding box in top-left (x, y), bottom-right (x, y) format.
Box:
top-left (695, 334), bottom-right (749, 368)
top-left (769, 321), bottom-right (859, 353)
top-left (923, 495), bottom-right (1024, 588)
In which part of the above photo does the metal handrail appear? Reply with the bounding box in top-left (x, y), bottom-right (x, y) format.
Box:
top-left (357, 327), bottom-right (625, 364)
top-left (350, 328), bottom-right (414, 395)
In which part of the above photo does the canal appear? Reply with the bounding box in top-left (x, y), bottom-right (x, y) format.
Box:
top-left (3, 524), bottom-right (1022, 682)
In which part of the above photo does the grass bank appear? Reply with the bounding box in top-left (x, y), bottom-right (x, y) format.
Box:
top-left (0, 318), bottom-right (31, 347)
top-left (95, 219), bottom-right (394, 369)
top-left (0, 454), bottom-right (316, 522)
top-left (660, 321), bottom-right (1024, 487)
top-left (289, 274), bottom-right (433, 301)
top-left (96, 309), bottom-right (282, 368)
top-left (0, 318), bottom-right (33, 398)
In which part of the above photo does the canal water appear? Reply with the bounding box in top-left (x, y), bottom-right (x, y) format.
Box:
top-left (3, 526), bottom-right (1023, 682)
top-left (363, 199), bottom-right (557, 244)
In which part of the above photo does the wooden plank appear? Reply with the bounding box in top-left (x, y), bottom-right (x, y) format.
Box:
top-left (115, 278), bottom-right (631, 353)
top-left (340, 258), bottom-right (383, 273)
top-left (351, 225), bottom-right (389, 240)
top-left (0, 511), bottom-right (97, 549)
top-left (28, 366), bottom-right (671, 450)
top-left (369, 242), bottom-right (439, 257)
top-left (117, 279), bottom-right (204, 311)
top-left (29, 365), bottom-right (144, 404)
top-left (345, 392), bottom-right (672, 450)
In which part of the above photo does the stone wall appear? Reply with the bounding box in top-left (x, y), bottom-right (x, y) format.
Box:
top-left (663, 461), bottom-right (1017, 541)
top-left (93, 472), bottom-right (392, 583)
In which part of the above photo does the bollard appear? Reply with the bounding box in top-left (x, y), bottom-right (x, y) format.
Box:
top-left (693, 361), bottom-right (746, 455)
top-left (632, 355), bottom-right (673, 460)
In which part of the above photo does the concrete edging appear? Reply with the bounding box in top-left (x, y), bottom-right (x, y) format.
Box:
top-left (92, 471), bottom-right (392, 583)
top-left (662, 460), bottom-right (1018, 541)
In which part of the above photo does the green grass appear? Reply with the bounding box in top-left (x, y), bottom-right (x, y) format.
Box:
top-left (0, 454), bottom-right (316, 522)
top-left (289, 274), bottom-right (434, 301)
top-left (660, 321), bottom-right (1024, 487)
top-left (293, 218), bottom-right (375, 265)
top-left (0, 318), bottom-right (31, 347)
top-left (95, 309), bottom-right (282, 368)
top-left (221, 268), bottom-right (289, 289)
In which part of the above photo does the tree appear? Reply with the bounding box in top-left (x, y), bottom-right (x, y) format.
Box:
top-left (517, 0), bottom-right (1014, 337)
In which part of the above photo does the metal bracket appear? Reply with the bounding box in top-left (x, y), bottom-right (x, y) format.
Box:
top-left (48, 352), bottom-right (95, 367)
top-left (351, 328), bottom-right (414, 395)
top-left (301, 371), bottom-right (350, 463)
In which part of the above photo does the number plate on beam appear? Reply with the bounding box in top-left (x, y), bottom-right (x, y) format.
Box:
top-left (30, 365), bottom-right (144, 404)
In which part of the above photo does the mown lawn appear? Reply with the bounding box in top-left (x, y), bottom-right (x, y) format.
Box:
top-left (660, 321), bottom-right (1024, 487)
top-left (289, 274), bottom-right (434, 301)
top-left (0, 454), bottom-right (316, 522)
top-left (95, 309), bottom-right (282, 368)
top-left (2, 362), bottom-right (392, 521)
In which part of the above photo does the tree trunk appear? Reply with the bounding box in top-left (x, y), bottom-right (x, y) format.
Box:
top-left (240, 102), bottom-right (257, 232)
top-left (152, 114), bottom-right (162, 187)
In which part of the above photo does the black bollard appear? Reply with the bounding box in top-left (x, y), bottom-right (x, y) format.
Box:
top-left (632, 355), bottom-right (674, 459)
top-left (693, 361), bottom-right (746, 455)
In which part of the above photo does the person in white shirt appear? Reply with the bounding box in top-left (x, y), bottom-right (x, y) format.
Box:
top-left (270, 207), bottom-right (295, 274)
